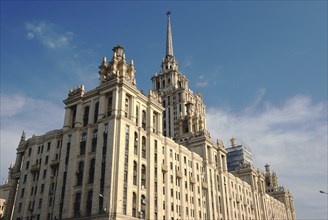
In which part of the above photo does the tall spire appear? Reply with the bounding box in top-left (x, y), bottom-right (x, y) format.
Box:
top-left (166, 11), bottom-right (174, 57)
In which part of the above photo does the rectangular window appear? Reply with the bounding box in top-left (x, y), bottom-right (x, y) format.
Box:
top-left (20, 188), bottom-right (25, 198)
top-left (41, 184), bottom-right (44, 194)
top-left (38, 198), bottom-right (42, 209)
top-left (88, 159), bottom-right (95, 184)
top-left (107, 93), bottom-right (113, 117)
top-left (94, 102), bottom-right (99, 123)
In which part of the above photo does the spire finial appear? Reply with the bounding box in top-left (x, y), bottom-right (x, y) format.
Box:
top-left (166, 11), bottom-right (174, 57)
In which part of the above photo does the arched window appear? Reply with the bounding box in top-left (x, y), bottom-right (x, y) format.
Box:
top-left (142, 136), bottom-right (146, 159)
top-left (134, 132), bottom-right (138, 155)
top-left (133, 161), bottom-right (137, 185)
top-left (141, 165), bottom-right (146, 189)
top-left (142, 110), bottom-right (146, 130)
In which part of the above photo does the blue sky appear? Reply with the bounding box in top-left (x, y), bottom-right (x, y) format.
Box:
top-left (1, 1), bottom-right (327, 219)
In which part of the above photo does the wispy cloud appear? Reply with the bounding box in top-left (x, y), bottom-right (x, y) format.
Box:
top-left (196, 75), bottom-right (208, 88)
top-left (207, 95), bottom-right (327, 219)
top-left (25, 21), bottom-right (74, 49)
top-left (183, 56), bottom-right (192, 68)
top-left (0, 94), bottom-right (64, 183)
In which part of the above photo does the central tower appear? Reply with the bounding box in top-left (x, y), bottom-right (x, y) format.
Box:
top-left (152, 12), bottom-right (207, 140)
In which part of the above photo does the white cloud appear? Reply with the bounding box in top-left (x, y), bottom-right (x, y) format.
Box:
top-left (25, 21), bottom-right (73, 49)
top-left (0, 94), bottom-right (64, 183)
top-left (183, 56), bottom-right (192, 67)
top-left (206, 95), bottom-right (327, 219)
top-left (196, 75), bottom-right (208, 88)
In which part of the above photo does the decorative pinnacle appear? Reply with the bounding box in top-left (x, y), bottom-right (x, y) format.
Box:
top-left (166, 11), bottom-right (174, 57)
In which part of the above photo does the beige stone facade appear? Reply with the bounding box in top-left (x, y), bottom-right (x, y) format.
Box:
top-left (2, 14), bottom-right (296, 220)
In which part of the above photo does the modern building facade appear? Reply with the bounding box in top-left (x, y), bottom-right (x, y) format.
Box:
top-left (2, 13), bottom-right (296, 220)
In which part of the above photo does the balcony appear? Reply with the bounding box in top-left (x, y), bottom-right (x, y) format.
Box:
top-left (50, 159), bottom-right (60, 167)
top-left (162, 164), bottom-right (168, 172)
top-left (176, 170), bottom-right (183, 179)
top-left (30, 164), bottom-right (40, 173)
top-left (189, 176), bottom-right (196, 184)
top-left (202, 181), bottom-right (208, 189)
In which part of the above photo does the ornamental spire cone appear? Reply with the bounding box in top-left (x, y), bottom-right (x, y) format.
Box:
top-left (166, 11), bottom-right (174, 57)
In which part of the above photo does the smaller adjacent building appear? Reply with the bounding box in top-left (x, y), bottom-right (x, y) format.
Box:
top-left (226, 137), bottom-right (253, 171)
top-left (0, 165), bottom-right (12, 219)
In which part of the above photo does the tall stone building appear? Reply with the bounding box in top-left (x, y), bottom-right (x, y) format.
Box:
top-left (3, 13), bottom-right (296, 220)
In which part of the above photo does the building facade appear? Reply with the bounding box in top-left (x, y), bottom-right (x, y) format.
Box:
top-left (3, 13), bottom-right (296, 220)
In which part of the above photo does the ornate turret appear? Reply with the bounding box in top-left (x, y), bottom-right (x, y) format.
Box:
top-left (98, 45), bottom-right (136, 85)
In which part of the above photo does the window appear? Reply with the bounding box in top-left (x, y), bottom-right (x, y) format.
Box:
top-left (103, 123), bottom-right (108, 135)
top-left (38, 198), bottom-right (42, 209)
top-left (41, 184), bottom-right (44, 194)
top-left (136, 106), bottom-right (139, 125)
top-left (86, 190), bottom-right (93, 216)
top-left (26, 161), bottom-right (30, 170)
top-left (43, 169), bottom-right (47, 179)
top-left (74, 192), bottom-right (81, 217)
top-left (133, 161), bottom-right (137, 185)
top-left (107, 93), bottom-right (113, 116)
top-left (141, 165), bottom-right (146, 189)
top-left (18, 203), bottom-right (22, 212)
top-left (134, 132), bottom-right (138, 155)
top-left (91, 129), bottom-right (98, 152)
top-left (80, 133), bottom-right (87, 155)
top-left (142, 136), bottom-right (146, 159)
top-left (94, 102), bottom-right (99, 123)
top-left (20, 188), bottom-right (25, 198)
top-left (71, 105), bottom-right (77, 128)
top-left (45, 156), bottom-right (48, 165)
top-left (77, 161), bottom-right (84, 186)
top-left (83, 106), bottom-right (90, 126)
top-left (140, 195), bottom-right (146, 219)
top-left (142, 110), bottom-right (146, 130)
top-left (132, 192), bottom-right (137, 217)
top-left (88, 159), bottom-right (95, 183)
top-left (124, 94), bottom-right (131, 118)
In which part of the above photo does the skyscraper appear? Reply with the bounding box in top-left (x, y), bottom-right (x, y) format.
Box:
top-left (3, 13), bottom-right (296, 220)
